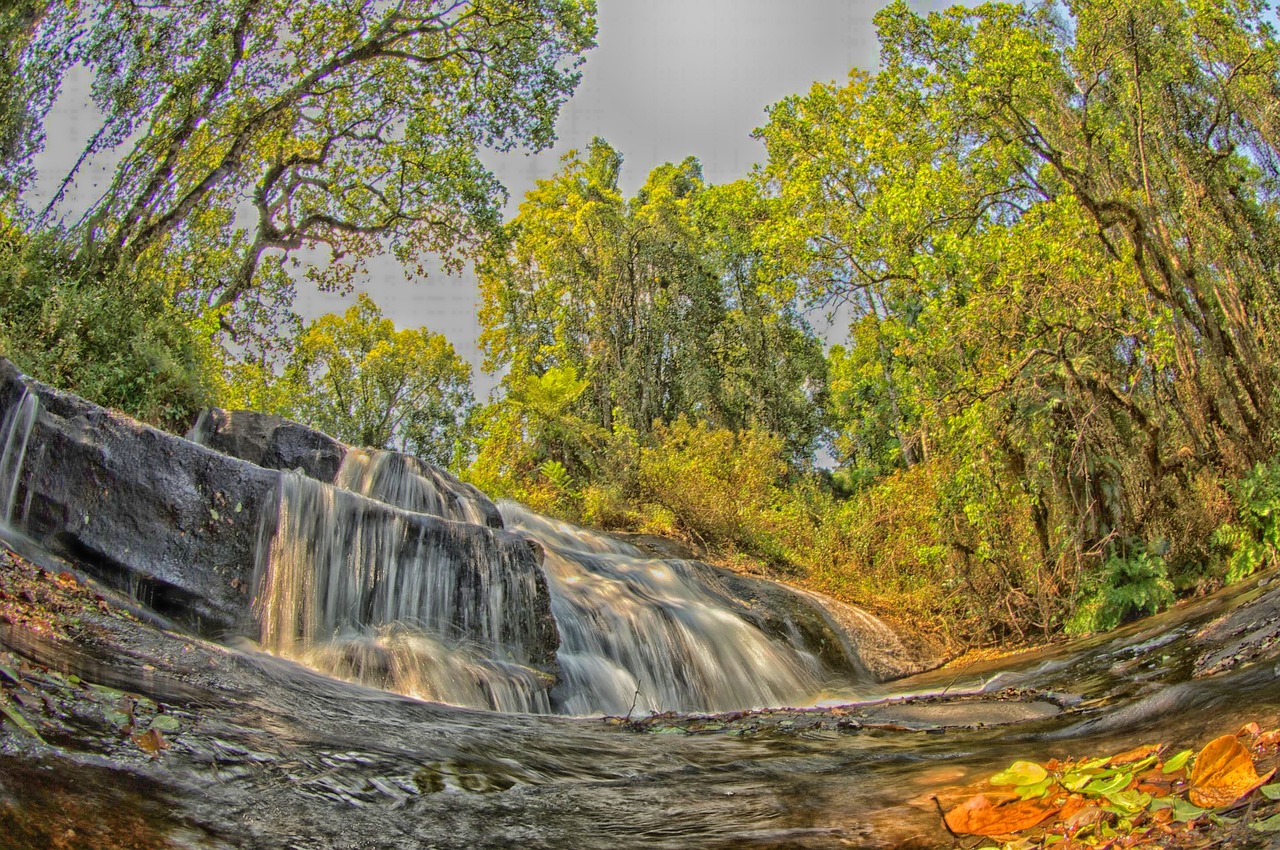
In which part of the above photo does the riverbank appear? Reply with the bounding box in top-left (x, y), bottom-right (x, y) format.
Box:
top-left (7, 534), bottom-right (1280, 847)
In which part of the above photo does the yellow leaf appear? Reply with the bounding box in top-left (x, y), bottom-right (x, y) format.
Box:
top-left (1188, 734), bottom-right (1272, 808)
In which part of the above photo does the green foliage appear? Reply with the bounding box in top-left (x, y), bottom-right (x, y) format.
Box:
top-left (747, 0), bottom-right (1280, 639)
top-left (1066, 545), bottom-right (1176, 635)
top-left (0, 218), bottom-right (218, 428)
top-left (1213, 459), bottom-right (1280, 583)
top-left (245, 293), bottom-right (475, 467)
top-left (478, 140), bottom-right (827, 460)
top-left (636, 418), bottom-right (790, 554)
top-left (17, 0), bottom-right (596, 342)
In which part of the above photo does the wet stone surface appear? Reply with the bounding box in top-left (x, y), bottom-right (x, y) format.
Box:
top-left (7, 541), bottom-right (1280, 848)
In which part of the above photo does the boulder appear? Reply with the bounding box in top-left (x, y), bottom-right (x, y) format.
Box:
top-left (0, 360), bottom-right (559, 674)
top-left (689, 562), bottom-right (946, 682)
top-left (188, 408), bottom-right (504, 528)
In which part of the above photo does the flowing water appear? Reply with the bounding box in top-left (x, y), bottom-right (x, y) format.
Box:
top-left (253, 469), bottom-right (556, 713)
top-left (0, 387), bottom-right (38, 525)
top-left (333, 447), bottom-right (497, 527)
top-left (251, 447), bottom-right (860, 715)
top-left (500, 504), bottom-right (832, 716)
top-left (9, 393), bottom-right (1280, 847)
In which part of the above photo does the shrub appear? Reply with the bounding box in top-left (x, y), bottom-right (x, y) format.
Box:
top-left (1066, 545), bottom-right (1176, 635)
top-left (1211, 459), bottom-right (1280, 584)
top-left (0, 223), bottom-right (219, 429)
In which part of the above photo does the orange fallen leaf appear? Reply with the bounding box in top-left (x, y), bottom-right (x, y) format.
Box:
top-left (1188, 734), bottom-right (1272, 808)
top-left (944, 793), bottom-right (1060, 836)
top-left (1256, 728), bottom-right (1280, 749)
top-left (1057, 793), bottom-right (1090, 822)
top-left (132, 728), bottom-right (169, 757)
top-left (1239, 722), bottom-right (1261, 738)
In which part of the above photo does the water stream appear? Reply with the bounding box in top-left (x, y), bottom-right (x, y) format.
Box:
top-left (251, 445), bottom-right (861, 715)
top-left (0, 387), bottom-right (37, 525)
top-left (7, 392), bottom-right (1280, 847)
top-left (500, 504), bottom-right (831, 715)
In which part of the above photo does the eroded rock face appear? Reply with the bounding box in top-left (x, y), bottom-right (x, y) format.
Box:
top-left (0, 361), bottom-right (559, 682)
top-left (188, 408), bottom-right (504, 528)
top-left (1, 360), bottom-right (275, 634)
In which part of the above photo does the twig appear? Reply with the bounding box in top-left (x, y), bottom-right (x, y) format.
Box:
top-left (932, 796), bottom-right (961, 845)
top-left (625, 686), bottom-right (641, 723)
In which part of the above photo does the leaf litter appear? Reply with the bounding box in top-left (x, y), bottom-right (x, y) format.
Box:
top-left (940, 722), bottom-right (1280, 847)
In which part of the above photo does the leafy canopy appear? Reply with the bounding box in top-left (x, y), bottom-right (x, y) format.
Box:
top-left (15, 0), bottom-right (596, 340)
top-left (232, 293), bottom-right (475, 467)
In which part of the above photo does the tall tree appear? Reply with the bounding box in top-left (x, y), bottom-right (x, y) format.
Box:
top-left (757, 0), bottom-right (1280, 633)
top-left (257, 293), bottom-right (475, 466)
top-left (18, 0), bottom-right (596, 338)
top-left (0, 0), bottom-right (68, 204)
top-left (479, 139), bottom-right (826, 462)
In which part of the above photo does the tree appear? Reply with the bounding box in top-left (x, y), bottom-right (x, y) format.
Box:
top-left (0, 0), bottom-right (64, 204)
top-left (269, 293), bottom-right (475, 466)
top-left (478, 139), bottom-right (827, 461)
top-left (18, 0), bottom-right (596, 339)
top-left (756, 0), bottom-right (1280, 635)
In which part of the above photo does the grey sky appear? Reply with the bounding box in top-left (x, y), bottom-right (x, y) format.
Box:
top-left (32, 1), bottom-right (939, 396)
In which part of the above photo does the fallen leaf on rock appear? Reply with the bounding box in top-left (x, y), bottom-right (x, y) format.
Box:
top-left (132, 728), bottom-right (168, 756)
top-left (944, 793), bottom-right (1060, 836)
top-left (1256, 729), bottom-right (1280, 749)
top-left (991, 761), bottom-right (1049, 787)
top-left (1162, 749), bottom-right (1193, 774)
top-left (1189, 734), bottom-right (1273, 808)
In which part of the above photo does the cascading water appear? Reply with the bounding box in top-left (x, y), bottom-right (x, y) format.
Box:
top-left (253, 470), bottom-right (556, 713)
top-left (500, 504), bottom-right (830, 716)
top-left (0, 388), bottom-right (38, 526)
top-left (334, 448), bottom-right (495, 527)
top-left (189, 411), bottom-right (863, 716)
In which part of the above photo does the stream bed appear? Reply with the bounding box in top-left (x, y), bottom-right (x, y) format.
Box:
top-left (4, 533), bottom-right (1280, 849)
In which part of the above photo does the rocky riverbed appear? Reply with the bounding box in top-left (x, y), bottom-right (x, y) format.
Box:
top-left (6, 535), bottom-right (1280, 848)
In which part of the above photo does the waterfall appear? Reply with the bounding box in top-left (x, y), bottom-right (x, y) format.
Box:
top-left (334, 448), bottom-right (495, 527)
top-left (190, 407), bottom-right (859, 716)
top-left (501, 504), bottom-right (827, 716)
top-left (253, 471), bottom-right (555, 713)
top-left (0, 388), bottom-right (38, 526)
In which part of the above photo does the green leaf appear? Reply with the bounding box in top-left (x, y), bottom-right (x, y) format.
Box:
top-left (1261, 783), bottom-right (1280, 801)
top-left (1103, 789), bottom-right (1150, 815)
top-left (148, 714), bottom-right (181, 733)
top-left (990, 760), bottom-right (1048, 787)
top-left (1166, 797), bottom-right (1210, 822)
top-left (1252, 812), bottom-right (1280, 832)
top-left (0, 696), bottom-right (44, 743)
top-left (1162, 749), bottom-right (1193, 774)
top-left (1014, 776), bottom-right (1055, 800)
top-left (1062, 772), bottom-right (1092, 792)
top-left (1084, 772), bottom-right (1131, 797)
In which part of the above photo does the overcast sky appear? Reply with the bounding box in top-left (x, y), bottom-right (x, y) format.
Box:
top-left (33, 0), bottom-right (945, 395)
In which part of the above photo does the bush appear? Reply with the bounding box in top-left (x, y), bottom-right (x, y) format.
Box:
top-left (637, 418), bottom-right (790, 554)
top-left (1211, 459), bottom-right (1280, 584)
top-left (1065, 545), bottom-right (1176, 635)
top-left (0, 223), bottom-right (219, 429)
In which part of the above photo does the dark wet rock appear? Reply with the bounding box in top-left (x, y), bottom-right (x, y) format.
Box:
top-left (1192, 576), bottom-right (1280, 678)
top-left (0, 360), bottom-right (558, 675)
top-left (688, 562), bottom-right (946, 682)
top-left (188, 407), bottom-right (504, 529)
top-left (188, 408), bottom-right (345, 482)
top-left (2, 359), bottom-right (276, 635)
top-left (798, 589), bottom-right (948, 681)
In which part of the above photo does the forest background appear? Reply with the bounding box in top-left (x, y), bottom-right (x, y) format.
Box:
top-left (2, 0), bottom-right (1279, 650)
